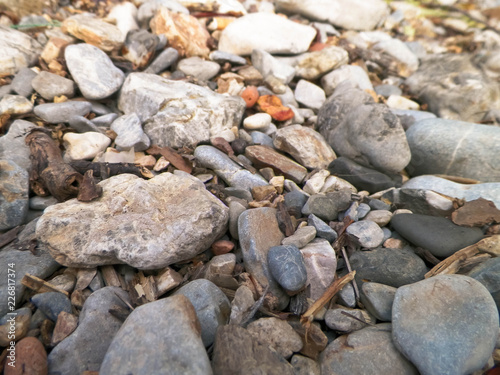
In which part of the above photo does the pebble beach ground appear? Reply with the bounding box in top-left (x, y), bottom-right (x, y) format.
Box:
top-left (1, 0), bottom-right (500, 374)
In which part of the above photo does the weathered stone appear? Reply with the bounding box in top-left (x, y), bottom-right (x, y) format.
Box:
top-left (301, 190), bottom-right (352, 222)
top-left (382, 188), bottom-right (454, 217)
top-left (31, 71), bottom-right (75, 101)
top-left (0, 160), bottom-right (29, 231)
top-left (294, 79), bottom-right (325, 110)
top-left (0, 26), bottom-right (42, 76)
top-left (359, 282), bottom-right (396, 322)
top-left (0, 94), bottom-right (33, 115)
top-left (121, 29), bottom-right (157, 68)
top-left (363, 210), bottom-right (392, 227)
top-left (3, 337), bottom-right (48, 375)
top-left (144, 47), bottom-right (179, 74)
top-left (36, 173), bottom-right (228, 269)
top-left (10, 67), bottom-right (37, 97)
top-left (392, 275), bottom-right (499, 375)
top-left (62, 132), bottom-right (111, 161)
top-left (307, 215), bottom-right (337, 243)
top-left (100, 295), bottom-right (212, 375)
top-left (34, 101), bottom-right (92, 124)
top-left (268, 245), bottom-right (308, 294)
top-left (294, 46), bottom-right (348, 80)
top-left (346, 220), bottom-right (385, 249)
top-left (325, 306), bottom-right (376, 333)
top-left (177, 56), bottom-right (220, 81)
top-left (252, 49), bottom-right (296, 93)
top-left (291, 355), bottom-right (320, 375)
top-left (282, 226), bottom-right (317, 249)
top-left (110, 113), bottom-right (150, 151)
top-left (118, 73), bottom-right (245, 148)
top-left (31, 292), bottom-right (72, 322)
top-left (300, 239), bottom-right (336, 300)
top-left (321, 65), bottom-right (374, 95)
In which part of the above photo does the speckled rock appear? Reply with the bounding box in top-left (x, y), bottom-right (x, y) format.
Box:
top-left (0, 160), bottom-right (29, 231)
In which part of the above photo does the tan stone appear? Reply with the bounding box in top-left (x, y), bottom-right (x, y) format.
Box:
top-left (51, 311), bottom-right (78, 346)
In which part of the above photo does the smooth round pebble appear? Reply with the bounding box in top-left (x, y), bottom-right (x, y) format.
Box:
top-left (268, 245), bottom-right (308, 294)
top-left (243, 113), bottom-right (272, 131)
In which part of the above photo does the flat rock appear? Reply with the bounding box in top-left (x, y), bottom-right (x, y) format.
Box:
top-left (282, 226), bottom-right (317, 249)
top-left (194, 145), bottom-right (268, 192)
top-left (360, 282), bottom-right (396, 322)
top-left (349, 247), bottom-right (428, 288)
top-left (294, 79), bottom-right (326, 110)
top-left (301, 190), bottom-right (352, 222)
top-left (31, 71), bottom-right (75, 101)
top-left (65, 44), bottom-right (124, 100)
top-left (392, 275), bottom-right (499, 375)
top-left (36, 173), bottom-right (228, 269)
top-left (218, 13), bottom-right (316, 56)
top-left (118, 73), bottom-right (245, 148)
top-left (11, 67), bottom-right (36, 97)
top-left (238, 208), bottom-right (289, 310)
top-left (346, 220), bottom-right (385, 249)
top-left (0, 160), bottom-right (29, 231)
top-left (212, 324), bottom-right (294, 375)
top-left (252, 49), bottom-right (296, 92)
top-left (0, 94), bottom-right (33, 115)
top-left (325, 306), bottom-right (375, 333)
top-left (62, 132), bottom-right (111, 161)
top-left (268, 245), bottom-right (308, 294)
top-left (0, 26), bottom-right (42, 76)
top-left (48, 287), bottom-right (130, 374)
top-left (174, 279), bottom-right (231, 347)
top-left (391, 213), bottom-right (483, 258)
top-left (301, 239), bottom-right (337, 300)
top-left (34, 101), bottom-right (92, 124)
top-left (307, 215), bottom-right (337, 243)
top-left (145, 47), bottom-right (179, 74)
top-left (320, 324), bottom-right (418, 375)
top-left (100, 295), bottom-right (212, 375)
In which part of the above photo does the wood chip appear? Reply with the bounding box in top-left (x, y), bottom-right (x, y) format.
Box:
top-left (146, 144), bottom-right (193, 173)
top-left (100, 265), bottom-right (121, 287)
top-left (77, 169), bottom-right (103, 202)
top-left (21, 274), bottom-right (69, 297)
top-left (451, 198), bottom-right (500, 227)
top-left (74, 268), bottom-right (97, 290)
top-left (0, 226), bottom-right (23, 248)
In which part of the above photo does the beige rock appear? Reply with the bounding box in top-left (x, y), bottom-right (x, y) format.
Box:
top-left (0, 95), bottom-right (33, 115)
top-left (295, 46), bottom-right (349, 80)
top-left (0, 26), bottom-right (42, 76)
top-left (51, 311), bottom-right (78, 346)
top-left (62, 132), bottom-right (111, 161)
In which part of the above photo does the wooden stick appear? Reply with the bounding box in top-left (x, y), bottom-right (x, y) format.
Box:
top-left (21, 274), bottom-right (69, 297)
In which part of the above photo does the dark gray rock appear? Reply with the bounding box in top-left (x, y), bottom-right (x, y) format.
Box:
top-left (320, 323), bottom-right (418, 375)
top-left (302, 190), bottom-right (352, 222)
top-left (174, 279), bottom-right (231, 347)
top-left (391, 213), bottom-right (484, 258)
top-left (268, 245), bottom-right (308, 294)
top-left (350, 247), bottom-right (428, 288)
top-left (228, 200), bottom-right (246, 240)
top-left (0, 160), bottom-right (29, 231)
top-left (392, 275), bottom-right (499, 375)
top-left (285, 190), bottom-right (309, 218)
top-left (308, 214), bottom-right (337, 242)
top-left (34, 101), bottom-right (92, 124)
top-left (346, 220), bottom-right (385, 249)
top-left (48, 287), bottom-right (131, 374)
top-left (406, 118), bottom-right (500, 182)
top-left (100, 295), bottom-right (212, 375)
top-left (360, 282), bottom-right (397, 322)
top-left (144, 47), bottom-right (179, 74)
top-left (328, 157), bottom-right (402, 193)
top-left (382, 188), bottom-right (453, 217)
top-left (209, 50), bottom-right (247, 65)
top-left (468, 257), bottom-right (500, 312)
top-left (31, 292), bottom-right (72, 321)
top-left (31, 71), bottom-right (75, 101)
top-left (11, 67), bottom-right (37, 97)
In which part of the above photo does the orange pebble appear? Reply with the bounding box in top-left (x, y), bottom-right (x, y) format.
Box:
top-left (240, 86), bottom-right (259, 108)
top-left (309, 42), bottom-right (327, 52)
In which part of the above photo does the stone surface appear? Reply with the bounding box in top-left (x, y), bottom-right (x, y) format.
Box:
top-left (307, 215), bottom-right (337, 243)
top-left (4, 337), bottom-right (48, 375)
top-left (0, 26), bottom-right (42, 76)
top-left (174, 279), bottom-right (231, 347)
top-left (65, 44), bottom-right (124, 100)
top-left (274, 125), bottom-right (336, 170)
top-left (0, 160), bottom-right (29, 231)
top-left (252, 49), bottom-right (296, 93)
top-left (100, 295), bottom-right (212, 375)
top-left (294, 79), bottom-right (325, 110)
top-left (238, 208), bottom-right (289, 310)
top-left (110, 113), bottom-right (150, 151)
top-left (391, 214), bottom-right (484, 258)
top-left (300, 239), bottom-right (337, 300)
top-left (301, 190), bottom-right (352, 222)
top-left (121, 29), bottom-right (157, 68)
top-left (62, 132), bottom-right (111, 161)
top-left (34, 101), bottom-right (92, 124)
top-left (119, 73), bottom-right (245, 148)
top-left (31, 71), bottom-right (74, 101)
top-left (282, 226), bottom-right (317, 249)
top-left (218, 13), bottom-right (316, 56)
top-left (346, 220), bottom-right (385, 249)
top-left (11, 68), bottom-right (36, 97)
top-left (360, 282), bottom-right (396, 322)
top-left (325, 306), bottom-right (376, 333)
top-left (320, 324), bottom-right (418, 375)
top-left (36, 173), bottom-right (228, 269)
top-left (145, 47), bottom-right (179, 74)
top-left (468, 257), bottom-right (500, 311)
top-left (294, 46), bottom-right (349, 80)
top-left (177, 56), bottom-right (220, 81)
top-left (406, 118), bottom-right (500, 182)
top-left (247, 317), bottom-right (303, 359)
top-left (392, 275), bottom-right (499, 375)
top-left (363, 210), bottom-right (392, 227)
top-left (31, 292), bottom-right (72, 322)
top-left (321, 65), bottom-right (374, 96)
top-left (268, 245), bottom-right (308, 294)
top-left (0, 94), bottom-right (33, 115)
top-left (195, 145), bottom-right (268, 191)
top-left (350, 247), bottom-right (428, 288)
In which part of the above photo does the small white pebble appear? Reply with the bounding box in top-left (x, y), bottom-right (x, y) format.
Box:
top-left (243, 113), bottom-right (272, 131)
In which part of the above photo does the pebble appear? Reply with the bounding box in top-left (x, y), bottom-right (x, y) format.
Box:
top-left (36, 173), bottom-right (228, 269)
top-left (268, 244), bottom-right (308, 295)
top-left (177, 56), bottom-right (221, 81)
top-left (31, 71), bottom-right (75, 101)
top-left (238, 207), bottom-right (289, 310)
top-left (218, 12), bottom-right (316, 55)
top-left (302, 190), bottom-right (352, 222)
top-left (65, 44), bottom-right (125, 100)
top-left (110, 113), bottom-right (150, 151)
top-left (229, 285), bottom-right (255, 325)
top-left (100, 295), bottom-right (212, 375)
top-left (346, 220), bottom-right (385, 248)
top-left (294, 79), bottom-right (326, 110)
top-left (34, 101), bottom-right (92, 124)
top-left (291, 354), bottom-right (320, 375)
top-left (321, 65), bottom-right (374, 96)
top-left (386, 95), bottom-right (419, 110)
top-left (363, 210), bottom-right (392, 227)
top-left (284, 190), bottom-right (309, 218)
top-left (30, 292), bottom-right (72, 322)
top-left (108, 1), bottom-right (139, 37)
top-left (0, 94), bottom-right (33, 115)
top-left (468, 257), bottom-right (500, 311)
top-left (174, 279), bottom-right (230, 347)
top-left (62, 132), bottom-right (111, 161)
top-left (121, 29), bottom-right (158, 68)
top-left (294, 46), bottom-right (349, 80)
top-left (406, 118), bottom-right (500, 182)
top-left (282, 226), bottom-right (317, 249)
top-left (349, 247), bottom-right (428, 288)
top-left (373, 39), bottom-right (419, 77)
top-left (247, 317), bottom-right (303, 359)
top-left (243, 113), bottom-right (272, 131)
top-left (300, 239), bottom-right (337, 300)
top-left (320, 175), bottom-right (358, 194)
top-left (3, 337), bottom-right (48, 375)
top-left (325, 306), bottom-right (376, 333)
top-left (0, 160), bottom-right (29, 230)
top-left (67, 115), bottom-right (102, 134)
top-left (0, 307), bottom-right (31, 347)
top-left (307, 215), bottom-right (338, 243)
top-left (320, 323), bottom-right (418, 375)
top-left (144, 47), bottom-right (179, 74)
top-left (392, 275), bottom-right (499, 375)
top-left (11, 67), bottom-right (37, 97)
top-left (91, 113), bottom-right (118, 127)
top-left (359, 282), bottom-right (396, 322)
top-left (391, 213), bottom-right (484, 258)
top-left (252, 49), bottom-right (296, 92)
top-left (209, 50), bottom-right (247, 65)
top-left (0, 26), bottom-right (42, 76)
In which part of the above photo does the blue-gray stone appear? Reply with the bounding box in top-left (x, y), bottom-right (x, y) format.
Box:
top-left (251, 131), bottom-right (275, 148)
top-left (31, 292), bottom-right (72, 321)
top-left (302, 190), bottom-right (352, 222)
top-left (91, 113), bottom-right (118, 127)
top-left (34, 101), bottom-right (92, 124)
top-left (0, 160), bottom-right (29, 230)
top-left (368, 199), bottom-right (391, 211)
top-left (346, 220), bottom-right (385, 249)
top-left (268, 245), bottom-right (308, 294)
top-left (360, 282), bottom-right (396, 322)
top-left (392, 275), bottom-right (499, 375)
top-left (390, 108), bottom-right (436, 130)
top-left (357, 203), bottom-right (371, 219)
top-left (111, 113), bottom-right (150, 151)
top-left (468, 257), bottom-right (500, 313)
top-left (69, 115), bottom-right (104, 133)
top-left (285, 190), bottom-right (309, 218)
top-left (391, 213), bottom-right (484, 258)
top-left (209, 50), bottom-right (247, 65)
top-left (308, 214), bottom-right (337, 242)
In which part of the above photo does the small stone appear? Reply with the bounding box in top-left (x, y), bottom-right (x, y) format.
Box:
top-left (307, 215), bottom-right (337, 243)
top-left (363, 210), bottom-right (392, 227)
top-left (145, 47), bottom-right (179, 74)
top-left (383, 238), bottom-right (405, 249)
top-left (34, 101), bottom-right (92, 124)
top-left (392, 275), bottom-right (499, 375)
top-left (251, 185), bottom-right (277, 201)
top-left (247, 317), bottom-right (303, 359)
top-left (282, 226), bottom-right (317, 249)
top-left (229, 200), bottom-right (246, 240)
top-left (48, 274), bottom-right (76, 293)
top-left (41, 34), bottom-right (75, 65)
top-left (0, 160), bottom-right (29, 231)
top-left (320, 175), bottom-right (357, 194)
top-left (65, 44), bottom-right (125, 100)
top-left (154, 267), bottom-right (183, 297)
top-left (294, 79), bottom-right (326, 110)
top-left (110, 113), bottom-right (150, 151)
top-left (51, 311), bottom-right (78, 346)
top-left (3, 337), bottom-right (48, 375)
top-left (386, 95), bottom-right (419, 110)
top-left (62, 132), bottom-right (111, 161)
top-left (346, 220), bottom-right (385, 248)
top-left (303, 170), bottom-right (330, 195)
top-left (325, 306), bottom-right (376, 333)
top-left (291, 355), bottom-right (320, 375)
top-left (229, 285), bottom-right (255, 325)
top-left (251, 49), bottom-right (296, 93)
top-left (360, 282), bottom-right (397, 322)
top-left (373, 39), bottom-right (419, 77)
top-left (375, 84), bottom-right (402, 97)
top-left (0, 26), bottom-right (42, 76)
top-left (383, 188), bottom-right (454, 217)
top-left (69, 115), bottom-right (104, 133)
top-left (210, 50), bottom-right (247, 65)
top-left (31, 292), bottom-right (72, 322)
top-left (288, 319), bottom-right (328, 359)
top-left (240, 85), bottom-right (260, 108)
top-left (108, 2), bottom-right (139, 38)
top-left (211, 240), bottom-right (235, 255)
top-left (243, 113), bottom-right (272, 131)
top-left (0, 94), bottom-right (33, 115)
top-left (302, 190), bottom-right (352, 222)
top-left (11, 67), bottom-right (37, 97)
top-left (268, 245), bottom-right (308, 294)
top-left (31, 71), bottom-right (74, 101)
top-left (391, 213), bottom-right (484, 258)
top-left (177, 56), bottom-right (220, 81)
top-left (284, 190), bottom-right (309, 218)
top-left (295, 46), bottom-right (348, 80)
top-left (321, 65), bottom-right (374, 96)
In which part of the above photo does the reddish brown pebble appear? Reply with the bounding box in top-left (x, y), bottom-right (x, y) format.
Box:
top-left (257, 95), bottom-right (294, 121)
top-left (211, 240), bottom-right (235, 255)
top-left (309, 42), bottom-right (327, 52)
top-left (240, 86), bottom-right (259, 108)
top-left (4, 337), bottom-right (48, 375)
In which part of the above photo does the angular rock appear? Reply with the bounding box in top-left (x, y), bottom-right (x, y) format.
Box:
top-left (307, 215), bottom-right (337, 243)
top-left (218, 13), bottom-right (316, 56)
top-left (238, 208), bottom-right (289, 310)
top-left (325, 306), bottom-right (375, 333)
top-left (251, 49), bottom-right (296, 92)
top-left (274, 125), bottom-right (336, 170)
top-left (36, 173), bottom-right (228, 269)
top-left (121, 29), bottom-right (157, 68)
top-left (300, 239), bottom-right (337, 300)
top-left (174, 279), bottom-right (231, 347)
top-left (31, 71), bottom-right (75, 101)
top-left (294, 79), bottom-right (326, 110)
top-left (69, 115), bottom-right (104, 134)
top-left (145, 47), bottom-right (179, 74)
top-left (11, 67), bottom-right (36, 97)
top-left (294, 46), bottom-right (349, 80)
top-left (360, 282), bottom-right (396, 322)
top-left (34, 101), bottom-right (92, 124)
top-left (349, 247), bottom-right (428, 288)
top-left (346, 220), bottom-right (385, 249)
top-left (284, 190), bottom-right (309, 218)
top-left (0, 160), bottom-right (29, 231)
top-left (100, 295), bottom-right (212, 375)
top-left (301, 190), bottom-right (352, 222)
top-left (210, 50), bottom-right (247, 66)
top-left (406, 118), bottom-right (500, 182)
top-left (65, 44), bottom-right (125, 100)
top-left (268, 245), bottom-right (308, 294)
top-left (31, 292), bottom-right (72, 322)
top-left (110, 113), bottom-right (150, 151)
top-left (0, 26), bottom-right (42, 76)
top-left (0, 94), bottom-right (33, 115)
top-left (282, 226), bottom-right (317, 249)
top-left (62, 132), bottom-right (111, 161)
top-left (321, 65), bottom-right (374, 95)
top-left (392, 275), bottom-right (499, 375)
top-left (177, 56), bottom-right (220, 81)
top-left (391, 214), bottom-right (484, 258)
top-left (320, 324), bottom-right (418, 375)
top-left (118, 73), bottom-right (245, 148)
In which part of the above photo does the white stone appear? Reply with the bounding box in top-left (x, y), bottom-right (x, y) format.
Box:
top-left (303, 170), bottom-right (330, 195)
top-left (243, 113), bottom-right (272, 131)
top-left (107, 2), bottom-right (139, 37)
top-left (218, 13), bottom-right (316, 56)
top-left (0, 95), bottom-right (33, 115)
top-left (0, 26), bottom-right (42, 76)
top-left (251, 49), bottom-right (296, 86)
top-left (386, 95), bottom-right (420, 110)
top-left (321, 65), bottom-right (374, 96)
top-left (295, 46), bottom-right (348, 80)
top-left (321, 176), bottom-right (358, 193)
top-left (63, 132), bottom-right (111, 161)
top-left (294, 79), bottom-right (326, 110)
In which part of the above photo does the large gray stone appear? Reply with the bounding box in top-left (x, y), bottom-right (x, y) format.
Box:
top-left (0, 25), bottom-right (42, 76)
top-left (0, 160), bottom-right (29, 231)
top-left (392, 275), bottom-right (499, 375)
top-left (36, 173), bottom-right (228, 270)
top-left (100, 295), bottom-right (212, 375)
top-left (468, 257), bottom-right (500, 312)
top-left (118, 73), bottom-right (245, 148)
